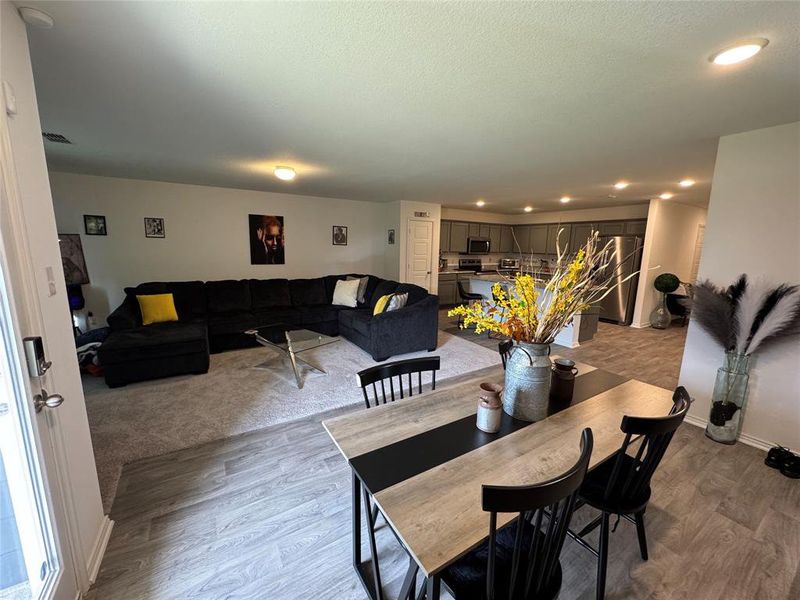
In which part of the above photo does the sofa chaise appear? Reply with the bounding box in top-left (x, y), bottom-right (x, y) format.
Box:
top-left (98, 274), bottom-right (438, 387)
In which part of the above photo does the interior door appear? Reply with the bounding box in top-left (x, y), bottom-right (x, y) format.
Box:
top-left (1, 121), bottom-right (78, 600)
top-left (406, 219), bottom-right (434, 290)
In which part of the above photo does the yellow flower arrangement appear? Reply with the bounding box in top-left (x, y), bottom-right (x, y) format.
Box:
top-left (448, 230), bottom-right (639, 344)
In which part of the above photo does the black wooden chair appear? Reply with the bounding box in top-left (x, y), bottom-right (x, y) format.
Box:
top-left (498, 340), bottom-right (513, 370)
top-left (456, 281), bottom-right (483, 328)
top-left (568, 387), bottom-right (691, 600)
top-left (440, 428), bottom-right (594, 600)
top-left (357, 356), bottom-right (441, 409)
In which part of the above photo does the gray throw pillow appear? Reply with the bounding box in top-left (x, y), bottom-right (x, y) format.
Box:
top-left (347, 276), bottom-right (369, 304)
top-left (386, 292), bottom-right (408, 312)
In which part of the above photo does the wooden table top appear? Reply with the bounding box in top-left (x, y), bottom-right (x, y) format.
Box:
top-left (323, 362), bottom-right (675, 577)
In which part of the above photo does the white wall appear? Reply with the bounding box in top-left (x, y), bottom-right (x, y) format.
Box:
top-left (679, 122), bottom-right (800, 450)
top-left (631, 199), bottom-right (707, 327)
top-left (50, 172), bottom-right (392, 322)
top-left (1, 2), bottom-right (107, 590)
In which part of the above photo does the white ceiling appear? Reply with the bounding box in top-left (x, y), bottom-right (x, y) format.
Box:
top-left (22, 1), bottom-right (800, 213)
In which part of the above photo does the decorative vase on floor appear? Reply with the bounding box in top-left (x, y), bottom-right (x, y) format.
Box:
top-left (650, 292), bottom-right (671, 329)
top-left (503, 342), bottom-right (552, 422)
top-left (705, 351), bottom-right (750, 445)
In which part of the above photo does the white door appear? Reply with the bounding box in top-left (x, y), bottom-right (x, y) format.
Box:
top-left (0, 128), bottom-right (78, 600)
top-left (406, 219), bottom-right (434, 290)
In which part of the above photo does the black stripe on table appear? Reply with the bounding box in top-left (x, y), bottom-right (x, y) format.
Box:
top-left (351, 369), bottom-right (629, 494)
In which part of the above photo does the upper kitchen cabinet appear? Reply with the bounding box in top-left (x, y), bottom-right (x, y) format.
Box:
top-left (440, 220), bottom-right (451, 252)
top-left (512, 225), bottom-right (531, 253)
top-left (468, 223), bottom-right (481, 237)
top-left (624, 220), bottom-right (647, 236)
top-left (570, 223), bottom-right (595, 252)
top-left (531, 225), bottom-right (548, 254)
top-left (499, 226), bottom-right (514, 253)
top-left (546, 224), bottom-right (571, 254)
top-left (479, 224), bottom-right (491, 238)
top-left (449, 221), bottom-right (469, 253)
top-left (596, 221), bottom-right (625, 236)
top-left (488, 225), bottom-right (503, 253)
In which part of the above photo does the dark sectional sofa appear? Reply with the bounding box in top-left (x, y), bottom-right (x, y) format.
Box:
top-left (98, 274), bottom-right (438, 387)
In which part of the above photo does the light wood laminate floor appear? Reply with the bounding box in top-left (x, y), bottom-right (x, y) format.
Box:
top-left (88, 385), bottom-right (799, 598)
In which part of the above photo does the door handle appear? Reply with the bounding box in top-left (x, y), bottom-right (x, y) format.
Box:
top-left (33, 389), bottom-right (64, 413)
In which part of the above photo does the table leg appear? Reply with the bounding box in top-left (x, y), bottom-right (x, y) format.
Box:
top-left (352, 471), bottom-right (362, 567)
top-left (398, 557), bottom-right (419, 600)
top-left (287, 347), bottom-right (304, 389)
top-left (425, 575), bottom-right (441, 600)
top-left (363, 486), bottom-right (384, 600)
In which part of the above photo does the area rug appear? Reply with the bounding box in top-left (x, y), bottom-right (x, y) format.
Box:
top-left (83, 331), bottom-right (500, 512)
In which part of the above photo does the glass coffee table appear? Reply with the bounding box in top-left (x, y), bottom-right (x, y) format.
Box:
top-left (244, 327), bottom-right (340, 389)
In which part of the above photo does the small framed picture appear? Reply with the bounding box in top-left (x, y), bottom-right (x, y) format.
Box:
top-left (388, 229), bottom-right (395, 245)
top-left (83, 215), bottom-right (107, 236)
top-left (144, 217), bottom-right (165, 238)
top-left (332, 225), bottom-right (348, 246)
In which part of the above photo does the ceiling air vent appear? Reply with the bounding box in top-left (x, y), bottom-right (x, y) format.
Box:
top-left (42, 132), bottom-right (72, 144)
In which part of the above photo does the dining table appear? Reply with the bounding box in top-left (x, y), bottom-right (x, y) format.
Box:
top-left (322, 360), bottom-right (676, 600)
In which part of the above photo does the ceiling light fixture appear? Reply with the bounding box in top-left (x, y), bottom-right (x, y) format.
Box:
top-left (709, 38), bottom-right (768, 65)
top-left (273, 166), bottom-right (296, 181)
top-left (524, 206), bottom-right (533, 213)
top-left (679, 179), bottom-right (695, 187)
top-left (560, 196), bottom-right (571, 204)
top-left (659, 192), bottom-right (674, 200)
top-left (614, 181), bottom-right (629, 190)
top-left (476, 199), bottom-right (486, 207)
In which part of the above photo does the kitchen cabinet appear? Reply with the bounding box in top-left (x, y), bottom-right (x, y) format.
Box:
top-left (440, 220), bottom-right (451, 252)
top-left (438, 273), bottom-right (458, 305)
top-left (597, 221), bottom-right (625, 236)
top-left (570, 223), bottom-right (595, 252)
top-left (468, 223), bottom-right (481, 237)
top-left (500, 226), bottom-right (514, 253)
top-left (531, 225), bottom-right (548, 254)
top-left (479, 224), bottom-right (491, 239)
top-left (512, 225), bottom-right (530, 253)
top-left (488, 225), bottom-right (503, 253)
top-left (449, 222), bottom-right (469, 253)
top-left (546, 224), bottom-right (571, 254)
top-left (624, 220), bottom-right (647, 236)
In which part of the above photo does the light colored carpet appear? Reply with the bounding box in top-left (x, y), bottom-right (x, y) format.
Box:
top-left (83, 331), bottom-right (500, 512)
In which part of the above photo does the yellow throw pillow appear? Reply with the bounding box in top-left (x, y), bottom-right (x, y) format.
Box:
top-left (373, 294), bottom-right (393, 316)
top-left (137, 293), bottom-right (179, 326)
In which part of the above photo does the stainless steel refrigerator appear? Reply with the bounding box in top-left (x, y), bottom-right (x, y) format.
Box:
top-left (596, 236), bottom-right (643, 325)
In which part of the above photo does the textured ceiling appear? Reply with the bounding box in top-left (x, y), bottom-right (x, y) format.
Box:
top-left (22, 1), bottom-right (800, 213)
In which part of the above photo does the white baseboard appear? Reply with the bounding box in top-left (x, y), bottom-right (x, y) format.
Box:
top-left (86, 516), bottom-right (114, 584)
top-left (683, 414), bottom-right (774, 452)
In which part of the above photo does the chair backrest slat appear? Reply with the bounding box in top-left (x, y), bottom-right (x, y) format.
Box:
top-left (357, 357), bottom-right (441, 409)
top-left (498, 340), bottom-right (513, 370)
top-left (482, 428), bottom-right (593, 599)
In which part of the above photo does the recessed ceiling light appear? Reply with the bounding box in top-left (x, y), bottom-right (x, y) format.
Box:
top-left (560, 196), bottom-right (571, 204)
top-left (476, 199), bottom-right (486, 207)
top-left (679, 179), bottom-right (695, 187)
top-left (709, 39), bottom-right (768, 65)
top-left (614, 181), bottom-right (629, 190)
top-left (273, 166), bottom-right (296, 181)
top-left (659, 192), bottom-right (674, 200)
top-left (524, 206), bottom-right (533, 213)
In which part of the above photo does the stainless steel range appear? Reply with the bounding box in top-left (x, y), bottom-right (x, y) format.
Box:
top-left (457, 258), bottom-right (483, 272)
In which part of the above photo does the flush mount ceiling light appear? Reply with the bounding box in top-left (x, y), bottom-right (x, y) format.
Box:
top-left (660, 192), bottom-right (674, 200)
top-left (614, 181), bottom-right (629, 190)
top-left (679, 179), bottom-right (696, 187)
top-left (475, 199), bottom-right (486, 207)
top-left (560, 196), bottom-right (571, 204)
top-left (524, 206), bottom-right (533, 213)
top-left (273, 166), bottom-right (296, 181)
top-left (709, 38), bottom-right (768, 65)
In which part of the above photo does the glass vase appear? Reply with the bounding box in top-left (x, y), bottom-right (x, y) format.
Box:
top-left (649, 292), bottom-right (671, 329)
top-left (705, 351), bottom-right (750, 445)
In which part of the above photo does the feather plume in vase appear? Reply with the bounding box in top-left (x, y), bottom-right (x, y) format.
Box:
top-left (690, 281), bottom-right (736, 350)
top-left (734, 281), bottom-right (768, 354)
top-left (745, 286), bottom-right (800, 354)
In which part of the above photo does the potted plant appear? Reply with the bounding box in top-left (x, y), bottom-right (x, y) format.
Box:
top-left (650, 272), bottom-right (680, 329)
top-left (448, 231), bottom-right (639, 421)
top-left (691, 276), bottom-right (800, 443)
